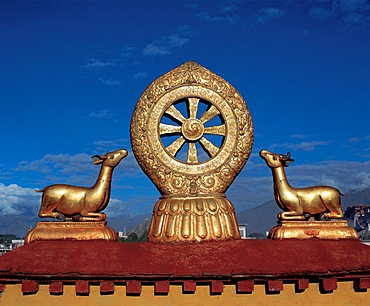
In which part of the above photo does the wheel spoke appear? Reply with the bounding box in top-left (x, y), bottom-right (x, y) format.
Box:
top-left (165, 105), bottom-right (187, 124)
top-left (159, 123), bottom-right (182, 135)
top-left (188, 98), bottom-right (199, 119)
top-left (166, 136), bottom-right (186, 157)
top-left (187, 142), bottom-right (199, 164)
top-left (199, 136), bottom-right (219, 157)
top-left (204, 124), bottom-right (226, 136)
top-left (199, 105), bottom-right (220, 124)
top-left (162, 98), bottom-right (225, 164)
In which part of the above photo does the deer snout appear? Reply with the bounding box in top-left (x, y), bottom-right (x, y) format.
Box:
top-left (259, 149), bottom-right (268, 158)
top-left (119, 149), bottom-right (128, 158)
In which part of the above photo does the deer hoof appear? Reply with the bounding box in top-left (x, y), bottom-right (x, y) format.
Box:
top-left (72, 214), bottom-right (82, 221)
top-left (56, 213), bottom-right (66, 221)
top-left (314, 213), bottom-right (326, 221)
top-left (303, 213), bottom-right (311, 220)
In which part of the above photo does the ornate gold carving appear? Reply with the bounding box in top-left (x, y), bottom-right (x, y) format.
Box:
top-left (131, 61), bottom-right (253, 196)
top-left (149, 195), bottom-right (240, 243)
top-left (24, 221), bottom-right (117, 244)
top-left (130, 61), bottom-right (254, 242)
top-left (269, 220), bottom-right (358, 240)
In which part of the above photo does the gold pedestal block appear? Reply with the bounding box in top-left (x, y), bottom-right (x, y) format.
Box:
top-left (269, 220), bottom-right (359, 240)
top-left (148, 195), bottom-right (240, 243)
top-left (24, 221), bottom-right (117, 244)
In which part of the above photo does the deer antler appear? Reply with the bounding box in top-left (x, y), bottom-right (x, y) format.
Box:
top-left (280, 152), bottom-right (294, 166)
top-left (281, 152), bottom-right (291, 159)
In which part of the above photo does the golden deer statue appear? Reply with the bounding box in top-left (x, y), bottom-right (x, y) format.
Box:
top-left (37, 149), bottom-right (128, 222)
top-left (260, 149), bottom-right (344, 221)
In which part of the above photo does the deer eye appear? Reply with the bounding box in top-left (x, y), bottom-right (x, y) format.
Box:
top-left (109, 155), bottom-right (114, 159)
top-left (273, 156), bottom-right (277, 160)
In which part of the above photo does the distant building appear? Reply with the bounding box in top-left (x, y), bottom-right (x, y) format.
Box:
top-left (0, 239), bottom-right (24, 255)
top-left (344, 204), bottom-right (370, 239)
top-left (117, 231), bottom-right (128, 240)
top-left (11, 240), bottom-right (24, 249)
top-left (238, 224), bottom-right (247, 239)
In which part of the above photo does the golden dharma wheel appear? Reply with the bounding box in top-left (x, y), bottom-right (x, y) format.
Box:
top-left (130, 61), bottom-right (253, 242)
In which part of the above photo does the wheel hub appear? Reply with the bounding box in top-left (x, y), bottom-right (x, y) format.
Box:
top-left (182, 119), bottom-right (204, 141)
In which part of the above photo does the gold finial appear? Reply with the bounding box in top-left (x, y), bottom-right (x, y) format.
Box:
top-left (131, 61), bottom-right (254, 243)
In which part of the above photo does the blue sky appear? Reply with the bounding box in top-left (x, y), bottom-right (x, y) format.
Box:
top-left (1, 1), bottom-right (370, 221)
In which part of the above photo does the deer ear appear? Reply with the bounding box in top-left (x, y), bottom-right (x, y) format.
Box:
top-left (91, 155), bottom-right (104, 165)
top-left (285, 159), bottom-right (295, 166)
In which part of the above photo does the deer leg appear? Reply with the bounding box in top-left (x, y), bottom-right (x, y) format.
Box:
top-left (38, 197), bottom-right (65, 220)
top-left (320, 196), bottom-right (344, 219)
top-left (278, 211), bottom-right (306, 221)
top-left (323, 211), bottom-right (343, 219)
top-left (38, 203), bottom-right (62, 219)
top-left (38, 211), bottom-right (66, 221)
top-left (38, 211), bottom-right (59, 218)
top-left (78, 212), bottom-right (106, 222)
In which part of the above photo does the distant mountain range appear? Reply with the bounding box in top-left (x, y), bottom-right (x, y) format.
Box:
top-left (237, 187), bottom-right (370, 234)
top-left (0, 214), bottom-right (151, 238)
top-left (2, 188), bottom-right (370, 238)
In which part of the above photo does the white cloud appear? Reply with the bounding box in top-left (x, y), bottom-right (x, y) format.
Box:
top-left (85, 59), bottom-right (115, 68)
top-left (99, 78), bottom-right (121, 86)
top-left (309, 0), bottom-right (370, 27)
top-left (270, 140), bottom-right (329, 151)
top-left (103, 198), bottom-right (131, 217)
top-left (0, 183), bottom-right (40, 215)
top-left (196, 11), bottom-right (225, 23)
top-left (309, 6), bottom-right (335, 20)
top-left (88, 109), bottom-right (114, 119)
top-left (188, 0), bottom-right (240, 24)
top-left (16, 149), bottom-right (143, 189)
top-left (229, 158), bottom-right (370, 211)
top-left (0, 183), bottom-right (150, 218)
top-left (120, 46), bottom-right (139, 57)
top-left (338, 0), bottom-right (368, 14)
top-left (349, 137), bottom-right (361, 143)
top-left (343, 12), bottom-right (365, 24)
top-left (143, 32), bottom-right (190, 56)
top-left (16, 153), bottom-right (97, 186)
top-left (285, 160), bottom-right (370, 193)
top-left (290, 134), bottom-right (308, 139)
top-left (133, 72), bottom-right (148, 79)
top-left (256, 8), bottom-right (284, 24)
top-left (143, 43), bottom-right (169, 56)
top-left (92, 138), bottom-right (129, 150)
top-left (219, 0), bottom-right (239, 13)
top-left (166, 34), bottom-right (189, 48)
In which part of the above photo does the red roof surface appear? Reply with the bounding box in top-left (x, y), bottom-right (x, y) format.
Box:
top-left (1, 239), bottom-right (370, 280)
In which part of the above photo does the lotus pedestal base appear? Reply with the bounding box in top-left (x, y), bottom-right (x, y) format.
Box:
top-left (24, 221), bottom-right (117, 244)
top-left (148, 195), bottom-right (240, 243)
top-left (269, 220), bottom-right (359, 240)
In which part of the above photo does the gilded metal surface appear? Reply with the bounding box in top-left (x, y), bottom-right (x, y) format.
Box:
top-left (24, 221), bottom-right (117, 244)
top-left (149, 195), bottom-right (240, 243)
top-left (130, 61), bottom-right (254, 242)
top-left (269, 220), bottom-right (359, 240)
top-left (260, 149), bottom-right (344, 221)
top-left (37, 149), bottom-right (128, 222)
